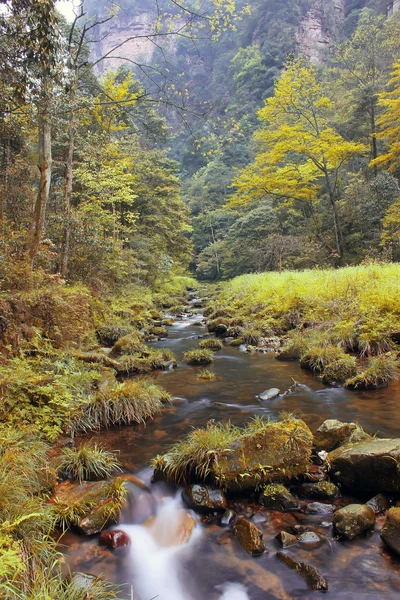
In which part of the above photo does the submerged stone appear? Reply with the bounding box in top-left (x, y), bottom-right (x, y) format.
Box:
top-left (302, 502), bottom-right (335, 515)
top-left (234, 517), bottom-right (265, 555)
top-left (259, 484), bottom-right (298, 511)
top-left (380, 507), bottom-right (400, 555)
top-left (314, 419), bottom-right (369, 452)
top-left (220, 509), bottom-right (236, 525)
top-left (182, 484), bottom-right (228, 513)
top-left (332, 504), bottom-right (375, 540)
top-left (297, 531), bottom-right (324, 550)
top-left (276, 552), bottom-right (328, 591)
top-left (329, 438), bottom-right (400, 494)
top-left (144, 510), bottom-right (196, 546)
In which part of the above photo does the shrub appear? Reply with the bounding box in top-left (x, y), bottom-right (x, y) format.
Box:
top-left (183, 349), bottom-right (214, 365)
top-left (198, 338), bottom-right (223, 351)
top-left (56, 443), bottom-right (122, 484)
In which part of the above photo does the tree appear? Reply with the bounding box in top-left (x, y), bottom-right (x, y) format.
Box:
top-left (370, 59), bottom-right (400, 174)
top-left (232, 58), bottom-right (366, 264)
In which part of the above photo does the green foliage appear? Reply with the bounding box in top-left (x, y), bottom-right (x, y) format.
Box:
top-left (321, 355), bottom-right (358, 384)
top-left (56, 443), bottom-right (122, 484)
top-left (183, 349), bottom-right (214, 365)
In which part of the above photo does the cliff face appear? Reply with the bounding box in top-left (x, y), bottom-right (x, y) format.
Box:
top-left (296, 0), bottom-right (344, 64)
top-left (388, 0), bottom-right (400, 15)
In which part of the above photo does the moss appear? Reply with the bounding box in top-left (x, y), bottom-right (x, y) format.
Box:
top-left (108, 332), bottom-right (143, 359)
top-left (183, 349), bottom-right (214, 365)
top-left (96, 325), bottom-right (132, 347)
top-left (229, 338), bottom-right (244, 347)
top-left (198, 338), bottom-right (223, 351)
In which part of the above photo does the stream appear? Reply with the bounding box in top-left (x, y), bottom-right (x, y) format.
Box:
top-left (62, 305), bottom-right (400, 599)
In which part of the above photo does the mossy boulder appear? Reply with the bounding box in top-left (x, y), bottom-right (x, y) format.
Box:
top-left (234, 517), bottom-right (265, 555)
top-left (314, 419), bottom-right (370, 452)
top-left (329, 438), bottom-right (400, 494)
top-left (332, 504), bottom-right (375, 540)
top-left (259, 484), bottom-right (298, 511)
top-left (293, 481), bottom-right (339, 500)
top-left (214, 419), bottom-right (313, 492)
top-left (109, 333), bottom-right (143, 359)
top-left (96, 326), bottom-right (132, 347)
top-left (51, 478), bottom-right (126, 534)
top-left (183, 349), bottom-right (214, 365)
top-left (182, 484), bottom-right (227, 513)
top-left (380, 507), bottom-right (400, 555)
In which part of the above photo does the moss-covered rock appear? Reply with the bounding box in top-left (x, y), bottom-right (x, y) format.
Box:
top-left (259, 484), bottom-right (298, 511)
top-left (234, 517), bottom-right (265, 555)
top-left (380, 507), bottom-right (400, 555)
top-left (366, 493), bottom-right (390, 514)
top-left (294, 481), bottom-right (339, 500)
top-left (96, 326), bottom-right (132, 347)
top-left (329, 438), bottom-right (400, 494)
top-left (314, 419), bottom-right (369, 452)
top-left (51, 477), bottom-right (127, 533)
top-left (108, 333), bottom-right (143, 359)
top-left (183, 349), bottom-right (214, 365)
top-left (153, 417), bottom-right (313, 492)
top-left (182, 484), bottom-right (227, 513)
top-left (332, 504), bottom-right (375, 540)
top-left (198, 338), bottom-right (223, 351)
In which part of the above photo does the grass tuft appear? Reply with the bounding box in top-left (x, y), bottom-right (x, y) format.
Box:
top-left (198, 338), bottom-right (223, 351)
top-left (183, 349), bottom-right (214, 365)
top-left (56, 443), bottom-right (122, 484)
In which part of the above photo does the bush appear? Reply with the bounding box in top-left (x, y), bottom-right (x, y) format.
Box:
top-left (56, 443), bottom-right (122, 484)
top-left (183, 349), bottom-right (214, 365)
top-left (198, 338), bottom-right (223, 350)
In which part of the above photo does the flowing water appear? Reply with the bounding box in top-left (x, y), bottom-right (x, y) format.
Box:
top-left (62, 307), bottom-right (400, 599)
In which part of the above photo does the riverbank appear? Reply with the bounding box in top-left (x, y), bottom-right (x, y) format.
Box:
top-left (204, 262), bottom-right (400, 389)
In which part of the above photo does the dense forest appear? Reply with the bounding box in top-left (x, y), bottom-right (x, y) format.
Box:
top-left (2, 0), bottom-right (400, 598)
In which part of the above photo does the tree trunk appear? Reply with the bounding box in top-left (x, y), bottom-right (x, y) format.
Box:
top-left (370, 100), bottom-right (378, 177)
top-left (27, 103), bottom-right (52, 265)
top-left (323, 165), bottom-right (344, 266)
top-left (60, 108), bottom-right (74, 277)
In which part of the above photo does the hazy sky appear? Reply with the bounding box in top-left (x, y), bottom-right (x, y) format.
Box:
top-left (56, 1), bottom-right (76, 22)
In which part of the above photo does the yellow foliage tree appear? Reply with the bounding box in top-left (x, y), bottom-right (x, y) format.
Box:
top-left (232, 58), bottom-right (366, 264)
top-left (371, 59), bottom-right (400, 172)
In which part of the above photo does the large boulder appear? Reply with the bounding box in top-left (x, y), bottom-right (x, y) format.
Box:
top-left (329, 438), bottom-right (400, 494)
top-left (314, 419), bottom-right (369, 452)
top-left (380, 508), bottom-right (400, 555)
top-left (233, 517), bottom-right (265, 555)
top-left (182, 484), bottom-right (227, 513)
top-left (213, 418), bottom-right (313, 492)
top-left (332, 504), bottom-right (375, 540)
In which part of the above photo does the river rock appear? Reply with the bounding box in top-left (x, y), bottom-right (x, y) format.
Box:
top-left (329, 438), bottom-right (400, 494)
top-left (276, 553), bottom-right (328, 591)
top-left (258, 388), bottom-right (280, 401)
top-left (314, 419), bottom-right (369, 452)
top-left (215, 324), bottom-right (228, 337)
top-left (68, 572), bottom-right (99, 594)
top-left (220, 509), bottom-right (236, 525)
top-left (275, 345), bottom-right (301, 361)
top-left (99, 529), bottom-right (130, 549)
top-left (302, 502), bottom-right (335, 515)
top-left (297, 531), bottom-right (324, 550)
top-left (380, 507), bottom-right (400, 555)
top-left (276, 531), bottom-right (297, 548)
top-left (259, 484), bottom-right (299, 511)
top-left (366, 493), bottom-right (391, 513)
top-left (234, 517), bottom-right (265, 555)
top-left (332, 504), bottom-right (375, 540)
top-left (293, 481), bottom-right (339, 500)
top-left (213, 417), bottom-right (313, 492)
top-left (52, 479), bottom-right (126, 535)
top-left (182, 484), bottom-right (228, 513)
